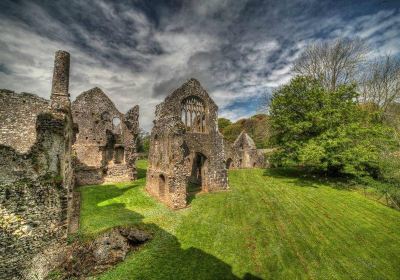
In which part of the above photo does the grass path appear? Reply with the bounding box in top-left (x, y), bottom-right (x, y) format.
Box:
top-left (79, 160), bottom-right (400, 279)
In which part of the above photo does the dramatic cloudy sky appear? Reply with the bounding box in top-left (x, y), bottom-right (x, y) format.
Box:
top-left (1, 0), bottom-right (399, 130)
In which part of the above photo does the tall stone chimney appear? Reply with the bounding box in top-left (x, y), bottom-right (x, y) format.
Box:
top-left (50, 50), bottom-right (71, 112)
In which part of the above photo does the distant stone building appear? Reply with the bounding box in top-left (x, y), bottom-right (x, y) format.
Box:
top-left (224, 131), bottom-right (265, 169)
top-left (72, 88), bottom-right (139, 185)
top-left (0, 51), bottom-right (75, 279)
top-left (146, 78), bottom-right (228, 209)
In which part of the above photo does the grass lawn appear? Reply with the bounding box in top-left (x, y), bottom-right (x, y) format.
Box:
top-left (79, 160), bottom-right (400, 279)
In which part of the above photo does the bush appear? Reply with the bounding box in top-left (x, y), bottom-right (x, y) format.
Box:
top-left (269, 76), bottom-right (399, 177)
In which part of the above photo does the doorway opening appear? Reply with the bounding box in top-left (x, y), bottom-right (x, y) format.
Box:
top-left (159, 174), bottom-right (166, 198)
top-left (187, 152), bottom-right (207, 200)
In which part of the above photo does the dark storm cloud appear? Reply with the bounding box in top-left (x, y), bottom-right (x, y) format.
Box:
top-left (0, 0), bottom-right (399, 129)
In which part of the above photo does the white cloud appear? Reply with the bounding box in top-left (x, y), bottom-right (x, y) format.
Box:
top-left (0, 0), bottom-right (399, 130)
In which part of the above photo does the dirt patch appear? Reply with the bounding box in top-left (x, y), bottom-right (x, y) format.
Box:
top-left (47, 227), bottom-right (151, 279)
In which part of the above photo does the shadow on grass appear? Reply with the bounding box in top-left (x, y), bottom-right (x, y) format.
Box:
top-left (186, 182), bottom-right (202, 205)
top-left (137, 165), bottom-right (147, 179)
top-left (263, 167), bottom-right (357, 190)
top-left (80, 183), bottom-right (262, 279)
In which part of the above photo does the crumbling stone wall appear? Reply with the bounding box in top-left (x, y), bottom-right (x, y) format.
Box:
top-left (146, 78), bottom-right (228, 209)
top-left (72, 87), bottom-right (139, 185)
top-left (0, 51), bottom-right (74, 279)
top-left (224, 131), bottom-right (265, 169)
top-left (0, 91), bottom-right (50, 155)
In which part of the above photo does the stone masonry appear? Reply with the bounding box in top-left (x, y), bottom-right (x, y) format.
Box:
top-left (224, 131), bottom-right (265, 169)
top-left (0, 50), bottom-right (75, 279)
top-left (72, 88), bottom-right (139, 186)
top-left (146, 78), bottom-right (228, 209)
top-left (0, 50), bottom-right (139, 279)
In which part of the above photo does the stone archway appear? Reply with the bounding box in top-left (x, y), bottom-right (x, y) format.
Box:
top-left (188, 152), bottom-right (207, 191)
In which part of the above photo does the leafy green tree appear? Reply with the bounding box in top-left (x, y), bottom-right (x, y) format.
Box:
top-left (217, 118), bottom-right (232, 131)
top-left (269, 76), bottom-right (398, 176)
top-left (137, 129), bottom-right (150, 155)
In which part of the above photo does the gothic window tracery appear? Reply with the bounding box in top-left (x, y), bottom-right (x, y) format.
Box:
top-left (181, 96), bottom-right (207, 133)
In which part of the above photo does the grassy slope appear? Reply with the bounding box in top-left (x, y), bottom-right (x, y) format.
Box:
top-left (79, 160), bottom-right (400, 280)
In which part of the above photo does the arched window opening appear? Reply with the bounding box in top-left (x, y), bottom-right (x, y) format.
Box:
top-left (112, 117), bottom-right (121, 133)
top-left (181, 96), bottom-right (207, 133)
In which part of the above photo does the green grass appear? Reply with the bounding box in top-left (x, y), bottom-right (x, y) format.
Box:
top-left (79, 160), bottom-right (400, 279)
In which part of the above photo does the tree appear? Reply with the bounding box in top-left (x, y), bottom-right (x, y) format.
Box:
top-left (137, 129), bottom-right (150, 155)
top-left (218, 114), bottom-right (271, 148)
top-left (359, 55), bottom-right (400, 119)
top-left (293, 38), bottom-right (367, 91)
top-left (269, 76), bottom-right (398, 176)
top-left (218, 118), bottom-right (232, 131)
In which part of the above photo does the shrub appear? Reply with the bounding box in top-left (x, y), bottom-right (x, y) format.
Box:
top-left (269, 76), bottom-right (399, 177)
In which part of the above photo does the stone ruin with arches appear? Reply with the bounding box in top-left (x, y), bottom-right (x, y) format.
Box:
top-left (0, 50), bottom-right (139, 278)
top-left (146, 78), bottom-right (229, 209)
top-left (72, 87), bottom-right (139, 186)
top-left (0, 50), bottom-right (265, 277)
top-left (224, 130), bottom-right (266, 170)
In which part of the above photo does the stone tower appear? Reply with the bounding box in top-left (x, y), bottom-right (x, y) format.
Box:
top-left (50, 50), bottom-right (71, 112)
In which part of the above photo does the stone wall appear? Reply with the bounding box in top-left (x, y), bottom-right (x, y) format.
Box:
top-left (0, 51), bottom-right (75, 279)
top-left (146, 78), bottom-right (228, 209)
top-left (0, 179), bottom-right (68, 278)
top-left (0, 94), bottom-right (74, 278)
top-left (224, 131), bottom-right (265, 169)
top-left (0, 90), bottom-right (50, 155)
top-left (72, 87), bottom-right (139, 185)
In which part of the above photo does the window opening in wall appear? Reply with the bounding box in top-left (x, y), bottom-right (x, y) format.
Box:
top-left (181, 96), bottom-right (207, 133)
top-left (112, 117), bottom-right (122, 134)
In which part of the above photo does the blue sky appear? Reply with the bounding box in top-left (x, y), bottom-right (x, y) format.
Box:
top-left (0, 0), bottom-right (399, 130)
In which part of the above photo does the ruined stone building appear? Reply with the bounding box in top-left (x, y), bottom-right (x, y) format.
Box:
top-left (0, 51), bottom-right (75, 278)
top-left (146, 78), bottom-right (228, 209)
top-left (0, 50), bottom-right (139, 279)
top-left (72, 88), bottom-right (139, 185)
top-left (224, 131), bottom-right (266, 169)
